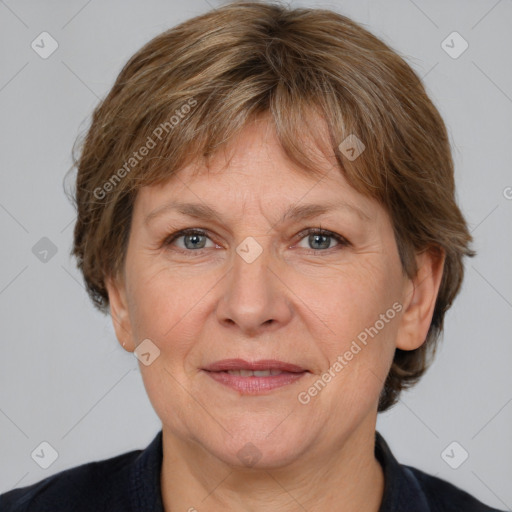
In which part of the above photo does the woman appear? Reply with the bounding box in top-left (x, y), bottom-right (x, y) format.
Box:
top-left (0, 1), bottom-right (504, 510)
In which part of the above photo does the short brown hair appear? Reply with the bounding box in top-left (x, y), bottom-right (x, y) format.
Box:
top-left (71, 1), bottom-right (475, 412)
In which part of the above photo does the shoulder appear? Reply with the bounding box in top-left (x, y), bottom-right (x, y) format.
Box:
top-left (0, 448), bottom-right (142, 512)
top-left (405, 464), bottom-right (506, 512)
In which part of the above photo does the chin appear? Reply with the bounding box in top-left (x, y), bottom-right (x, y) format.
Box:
top-left (209, 419), bottom-right (312, 470)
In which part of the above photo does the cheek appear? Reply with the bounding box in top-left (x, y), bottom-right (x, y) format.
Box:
top-left (126, 262), bottom-right (215, 346)
top-left (308, 266), bottom-right (400, 414)
top-left (303, 256), bottom-right (402, 407)
top-left (306, 258), bottom-right (401, 340)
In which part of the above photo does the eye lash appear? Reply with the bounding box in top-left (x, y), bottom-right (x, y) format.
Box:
top-left (294, 227), bottom-right (351, 248)
top-left (163, 228), bottom-right (208, 245)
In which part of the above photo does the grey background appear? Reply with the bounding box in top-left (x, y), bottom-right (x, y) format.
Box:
top-left (0, 0), bottom-right (511, 508)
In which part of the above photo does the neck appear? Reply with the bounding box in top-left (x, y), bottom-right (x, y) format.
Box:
top-left (160, 419), bottom-right (384, 512)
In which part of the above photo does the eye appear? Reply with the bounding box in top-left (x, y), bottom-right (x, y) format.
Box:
top-left (163, 227), bottom-right (350, 254)
top-left (164, 229), bottom-right (216, 251)
top-left (295, 228), bottom-right (349, 251)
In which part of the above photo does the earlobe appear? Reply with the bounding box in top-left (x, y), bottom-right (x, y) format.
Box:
top-left (105, 275), bottom-right (135, 352)
top-left (395, 247), bottom-right (445, 351)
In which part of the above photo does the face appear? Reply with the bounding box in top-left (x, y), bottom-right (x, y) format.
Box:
top-left (108, 117), bottom-right (440, 469)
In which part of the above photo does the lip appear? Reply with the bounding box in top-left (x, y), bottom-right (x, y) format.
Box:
top-left (202, 359), bottom-right (309, 394)
top-left (203, 359), bottom-right (306, 373)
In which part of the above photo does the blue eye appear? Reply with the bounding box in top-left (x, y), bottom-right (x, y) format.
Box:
top-left (295, 228), bottom-right (348, 251)
top-left (164, 227), bottom-right (349, 254)
top-left (166, 229), bottom-right (214, 251)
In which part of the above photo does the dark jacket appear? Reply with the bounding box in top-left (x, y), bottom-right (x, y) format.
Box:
top-left (0, 430), bottom-right (504, 511)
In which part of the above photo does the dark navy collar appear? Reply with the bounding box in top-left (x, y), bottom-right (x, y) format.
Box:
top-left (375, 431), bottom-right (430, 511)
top-left (129, 430), bottom-right (165, 511)
top-left (128, 430), bottom-right (431, 512)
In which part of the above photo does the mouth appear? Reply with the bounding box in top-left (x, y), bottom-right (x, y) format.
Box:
top-left (201, 359), bottom-right (309, 394)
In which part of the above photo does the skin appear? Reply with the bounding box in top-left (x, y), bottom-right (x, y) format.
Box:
top-left (107, 116), bottom-right (445, 512)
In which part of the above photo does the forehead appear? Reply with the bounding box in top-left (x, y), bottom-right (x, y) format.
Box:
top-left (134, 118), bottom-right (380, 224)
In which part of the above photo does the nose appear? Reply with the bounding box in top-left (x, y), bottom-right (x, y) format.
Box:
top-left (216, 242), bottom-right (293, 336)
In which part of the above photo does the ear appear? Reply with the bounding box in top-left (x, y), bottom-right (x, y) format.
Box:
top-left (105, 275), bottom-right (135, 352)
top-left (395, 247), bottom-right (445, 351)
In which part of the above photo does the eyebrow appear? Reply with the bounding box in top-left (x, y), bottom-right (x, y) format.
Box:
top-left (144, 199), bottom-right (371, 227)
